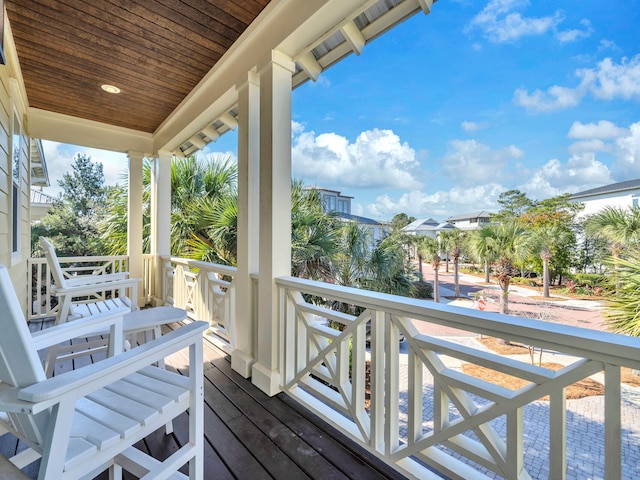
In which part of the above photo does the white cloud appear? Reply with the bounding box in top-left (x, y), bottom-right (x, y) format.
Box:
top-left (568, 120), bottom-right (628, 139)
top-left (598, 39), bottom-right (619, 52)
top-left (365, 183), bottom-right (505, 219)
top-left (582, 56), bottom-right (640, 101)
top-left (441, 139), bottom-right (523, 186)
top-left (513, 85), bottom-right (585, 112)
top-left (292, 126), bottom-right (422, 190)
top-left (517, 153), bottom-right (613, 199)
top-left (556, 19), bottom-right (593, 43)
top-left (515, 55), bottom-right (640, 112)
top-left (613, 121), bottom-right (640, 178)
top-left (467, 0), bottom-right (562, 43)
top-left (461, 120), bottom-right (490, 132)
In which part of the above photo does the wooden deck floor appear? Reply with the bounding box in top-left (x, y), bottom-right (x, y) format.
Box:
top-left (1, 319), bottom-right (409, 479)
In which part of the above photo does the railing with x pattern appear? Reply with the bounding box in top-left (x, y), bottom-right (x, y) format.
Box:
top-left (276, 275), bottom-right (640, 480)
top-left (161, 256), bottom-right (237, 353)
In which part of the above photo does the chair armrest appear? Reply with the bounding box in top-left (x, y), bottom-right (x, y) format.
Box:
top-left (31, 311), bottom-right (125, 351)
top-left (19, 321), bottom-right (208, 409)
top-left (64, 272), bottom-right (131, 287)
top-left (53, 277), bottom-right (141, 297)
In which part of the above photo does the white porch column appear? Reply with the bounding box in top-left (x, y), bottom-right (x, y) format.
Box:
top-left (232, 70), bottom-right (260, 378)
top-left (252, 51), bottom-right (295, 395)
top-left (127, 151), bottom-right (145, 307)
top-left (150, 150), bottom-right (172, 306)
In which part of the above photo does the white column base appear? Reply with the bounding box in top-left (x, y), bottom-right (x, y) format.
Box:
top-left (251, 362), bottom-right (281, 396)
top-left (231, 349), bottom-right (255, 378)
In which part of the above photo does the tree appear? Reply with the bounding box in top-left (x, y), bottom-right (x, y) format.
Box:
top-left (439, 229), bottom-right (465, 297)
top-left (604, 248), bottom-right (640, 336)
top-left (520, 194), bottom-right (581, 292)
top-left (585, 206), bottom-right (640, 257)
top-left (491, 189), bottom-right (534, 223)
top-left (467, 226), bottom-right (496, 283)
top-left (417, 236), bottom-right (442, 303)
top-left (389, 213), bottom-right (415, 232)
top-left (33, 153), bottom-right (108, 257)
top-left (530, 225), bottom-right (572, 298)
top-left (101, 153), bottom-right (238, 261)
top-left (484, 223), bottom-right (529, 314)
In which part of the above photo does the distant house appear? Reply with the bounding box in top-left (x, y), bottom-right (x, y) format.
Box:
top-left (401, 218), bottom-right (455, 238)
top-left (30, 189), bottom-right (55, 222)
top-left (29, 139), bottom-right (52, 222)
top-left (570, 179), bottom-right (640, 217)
top-left (308, 187), bottom-right (387, 247)
top-left (446, 211), bottom-right (492, 231)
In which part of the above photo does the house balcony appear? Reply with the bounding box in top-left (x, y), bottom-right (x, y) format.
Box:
top-left (18, 253), bottom-right (640, 479)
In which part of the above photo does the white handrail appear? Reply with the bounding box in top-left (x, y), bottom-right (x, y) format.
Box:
top-left (276, 275), bottom-right (640, 480)
top-left (160, 256), bottom-right (237, 353)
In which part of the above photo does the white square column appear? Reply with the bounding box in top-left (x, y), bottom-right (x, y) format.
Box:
top-left (252, 51), bottom-right (295, 395)
top-left (150, 150), bottom-right (172, 306)
top-left (127, 150), bottom-right (145, 307)
top-left (233, 70), bottom-right (260, 378)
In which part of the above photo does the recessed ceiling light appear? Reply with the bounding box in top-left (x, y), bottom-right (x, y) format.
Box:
top-left (101, 84), bottom-right (121, 94)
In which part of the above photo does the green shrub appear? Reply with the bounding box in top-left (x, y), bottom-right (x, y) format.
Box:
top-left (574, 273), bottom-right (607, 288)
top-left (413, 280), bottom-right (433, 299)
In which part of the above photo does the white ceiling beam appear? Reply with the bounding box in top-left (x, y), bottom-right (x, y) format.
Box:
top-left (189, 135), bottom-right (207, 149)
top-left (218, 112), bottom-right (238, 130)
top-left (297, 51), bottom-right (322, 81)
top-left (417, 0), bottom-right (434, 14)
top-left (341, 21), bottom-right (365, 55)
top-left (202, 126), bottom-right (221, 142)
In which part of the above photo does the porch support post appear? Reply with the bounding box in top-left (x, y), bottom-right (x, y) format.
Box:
top-left (232, 69), bottom-right (260, 378)
top-left (150, 150), bottom-right (172, 306)
top-left (252, 51), bottom-right (295, 395)
top-left (127, 150), bottom-right (145, 307)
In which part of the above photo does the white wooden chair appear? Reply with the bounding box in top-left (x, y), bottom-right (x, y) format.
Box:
top-left (0, 264), bottom-right (206, 479)
top-left (39, 237), bottom-right (140, 325)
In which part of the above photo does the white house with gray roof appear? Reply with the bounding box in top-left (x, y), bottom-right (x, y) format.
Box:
top-left (401, 217), bottom-right (455, 238)
top-left (446, 210), bottom-right (492, 230)
top-left (570, 179), bottom-right (640, 217)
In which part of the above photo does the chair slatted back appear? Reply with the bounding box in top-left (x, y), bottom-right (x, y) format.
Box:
top-left (0, 265), bottom-right (50, 447)
top-left (39, 236), bottom-right (69, 289)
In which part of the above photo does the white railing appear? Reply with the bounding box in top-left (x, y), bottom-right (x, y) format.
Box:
top-left (28, 255), bottom-right (130, 321)
top-left (276, 275), bottom-right (640, 480)
top-left (142, 253), bottom-right (154, 304)
top-left (160, 256), bottom-right (237, 353)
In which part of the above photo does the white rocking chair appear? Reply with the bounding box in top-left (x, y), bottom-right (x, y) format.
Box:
top-left (0, 264), bottom-right (207, 479)
top-left (39, 237), bottom-right (140, 325)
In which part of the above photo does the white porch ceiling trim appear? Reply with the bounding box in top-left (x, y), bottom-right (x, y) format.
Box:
top-left (28, 107), bottom-right (154, 154)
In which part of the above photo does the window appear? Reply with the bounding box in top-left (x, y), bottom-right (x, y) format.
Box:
top-left (11, 112), bottom-right (21, 255)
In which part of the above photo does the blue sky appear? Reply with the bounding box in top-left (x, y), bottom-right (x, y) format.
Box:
top-left (43, 0), bottom-right (640, 222)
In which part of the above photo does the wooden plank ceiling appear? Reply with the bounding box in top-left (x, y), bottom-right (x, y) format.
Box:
top-left (6, 0), bottom-right (270, 133)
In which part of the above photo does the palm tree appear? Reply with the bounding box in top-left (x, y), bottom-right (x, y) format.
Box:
top-left (531, 225), bottom-right (572, 298)
top-left (484, 223), bottom-right (529, 314)
top-left (100, 153), bottom-right (238, 259)
top-left (417, 236), bottom-right (442, 302)
top-left (585, 206), bottom-right (640, 292)
top-left (586, 206), bottom-right (640, 256)
top-left (440, 229), bottom-right (465, 298)
top-left (467, 226), bottom-right (495, 283)
top-left (604, 248), bottom-right (640, 336)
